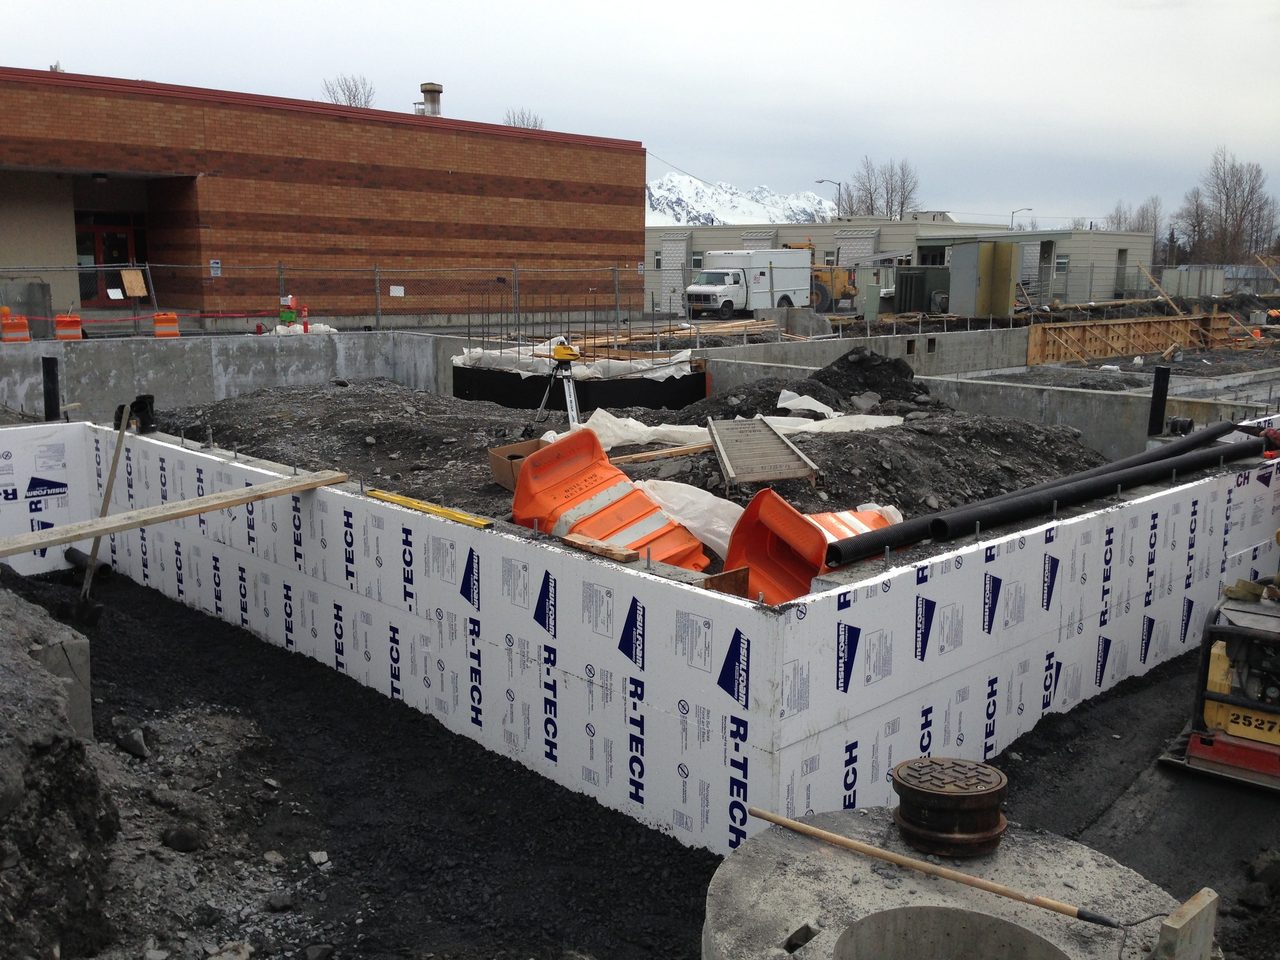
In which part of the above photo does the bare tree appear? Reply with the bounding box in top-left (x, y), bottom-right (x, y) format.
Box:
top-left (1201, 146), bottom-right (1272, 261)
top-left (1174, 186), bottom-right (1211, 262)
top-left (504, 107), bottom-right (545, 129)
top-left (846, 156), bottom-right (919, 219)
top-left (1104, 199), bottom-right (1133, 231)
top-left (322, 74), bottom-right (376, 108)
top-left (1068, 217), bottom-right (1088, 230)
top-left (49, 61), bottom-right (64, 72)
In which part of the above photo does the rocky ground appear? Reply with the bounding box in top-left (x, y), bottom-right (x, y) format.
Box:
top-left (4, 344), bottom-right (1279, 959)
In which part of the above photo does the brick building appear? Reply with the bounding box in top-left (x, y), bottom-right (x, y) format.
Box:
top-left (0, 67), bottom-right (645, 316)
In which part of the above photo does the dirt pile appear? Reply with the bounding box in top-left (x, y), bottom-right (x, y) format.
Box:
top-left (0, 584), bottom-right (118, 958)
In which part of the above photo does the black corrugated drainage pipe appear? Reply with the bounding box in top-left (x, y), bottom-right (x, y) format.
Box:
top-left (824, 421), bottom-right (1243, 567)
top-left (928, 438), bottom-right (1263, 543)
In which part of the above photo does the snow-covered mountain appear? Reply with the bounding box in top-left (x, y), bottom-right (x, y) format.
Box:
top-left (646, 172), bottom-right (835, 226)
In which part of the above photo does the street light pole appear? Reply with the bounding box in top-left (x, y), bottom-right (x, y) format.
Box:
top-left (1010, 207), bottom-right (1032, 229)
top-left (816, 179), bottom-right (842, 219)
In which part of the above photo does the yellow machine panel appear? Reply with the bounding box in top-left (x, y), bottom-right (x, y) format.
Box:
top-left (1203, 640), bottom-right (1280, 746)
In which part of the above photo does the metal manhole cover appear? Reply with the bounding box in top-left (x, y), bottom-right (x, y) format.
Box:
top-left (891, 757), bottom-right (1008, 858)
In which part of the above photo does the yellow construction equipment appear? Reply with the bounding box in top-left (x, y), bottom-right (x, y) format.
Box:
top-left (782, 241), bottom-right (858, 312)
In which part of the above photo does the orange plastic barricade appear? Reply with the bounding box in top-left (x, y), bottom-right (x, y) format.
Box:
top-left (153, 312), bottom-right (180, 338)
top-left (54, 314), bottom-right (82, 340)
top-left (513, 430), bottom-right (709, 572)
top-left (724, 489), bottom-right (898, 604)
top-left (1, 307), bottom-right (30, 343)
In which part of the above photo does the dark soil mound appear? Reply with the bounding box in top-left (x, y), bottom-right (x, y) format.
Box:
top-left (810, 345), bottom-right (924, 402)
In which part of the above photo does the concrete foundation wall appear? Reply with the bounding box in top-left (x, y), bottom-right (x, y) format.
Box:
top-left (0, 333), bottom-right (397, 423)
top-left (922, 376), bottom-right (1267, 458)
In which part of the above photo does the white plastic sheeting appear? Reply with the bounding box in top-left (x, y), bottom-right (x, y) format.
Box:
top-left (545, 408), bottom-right (903, 452)
top-left (777, 390), bottom-right (838, 419)
top-left (453, 338), bottom-right (693, 382)
top-left (634, 479), bottom-right (744, 561)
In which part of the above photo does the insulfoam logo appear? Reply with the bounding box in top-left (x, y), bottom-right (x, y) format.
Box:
top-left (1097, 525), bottom-right (1116, 628)
top-left (727, 715), bottom-right (750, 849)
top-left (290, 495), bottom-right (303, 569)
top-left (837, 591), bottom-right (852, 610)
top-left (1041, 554), bottom-right (1059, 611)
top-left (196, 468), bottom-right (207, 533)
top-left (138, 526), bottom-right (150, 585)
top-left (237, 565), bottom-right (249, 627)
top-left (716, 629), bottom-right (751, 708)
top-left (332, 601), bottom-right (346, 672)
top-left (173, 540), bottom-right (184, 599)
top-left (24, 476), bottom-right (68, 500)
top-left (541, 644), bottom-right (559, 763)
top-left (982, 573), bottom-right (1002, 634)
top-left (618, 597), bottom-right (646, 670)
top-left (1094, 635), bottom-right (1112, 687)
top-left (461, 548), bottom-right (481, 610)
top-left (1041, 651), bottom-right (1061, 710)
top-left (835, 622), bottom-right (860, 693)
top-left (841, 739), bottom-right (860, 809)
top-left (1183, 499), bottom-right (1199, 589)
top-left (1180, 598), bottom-right (1195, 645)
top-left (1143, 512), bottom-right (1159, 607)
top-left (388, 623), bottom-right (402, 699)
top-left (342, 509), bottom-right (356, 588)
top-left (243, 481), bottom-right (257, 553)
top-left (626, 675), bottom-right (646, 805)
top-left (914, 596), bottom-right (935, 661)
top-left (982, 676), bottom-right (999, 760)
top-left (467, 617), bottom-right (483, 727)
top-left (400, 525), bottom-right (416, 612)
top-left (158, 456), bottom-right (169, 503)
top-left (915, 565), bottom-right (929, 585)
top-left (1140, 616), bottom-right (1153, 664)
top-left (534, 571), bottom-right (557, 637)
top-left (282, 582), bottom-right (296, 651)
top-left (919, 705), bottom-right (934, 757)
top-left (212, 554), bottom-right (224, 616)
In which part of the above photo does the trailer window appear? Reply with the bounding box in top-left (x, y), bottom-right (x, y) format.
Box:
top-left (691, 251), bottom-right (703, 269)
top-left (654, 251), bottom-right (662, 270)
top-left (824, 250), bottom-right (835, 266)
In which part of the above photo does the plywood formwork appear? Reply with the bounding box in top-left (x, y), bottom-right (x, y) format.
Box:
top-left (1027, 314), bottom-right (1230, 366)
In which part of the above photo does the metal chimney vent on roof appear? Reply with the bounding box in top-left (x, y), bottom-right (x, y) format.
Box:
top-left (415, 82), bottom-right (443, 117)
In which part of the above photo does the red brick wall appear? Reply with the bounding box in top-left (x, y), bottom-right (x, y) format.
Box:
top-left (0, 68), bottom-right (645, 314)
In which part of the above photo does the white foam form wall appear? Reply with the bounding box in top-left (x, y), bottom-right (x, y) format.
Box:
top-left (2, 420), bottom-right (1274, 854)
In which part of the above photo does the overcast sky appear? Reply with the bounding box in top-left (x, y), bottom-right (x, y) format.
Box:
top-left (10, 0), bottom-right (1279, 227)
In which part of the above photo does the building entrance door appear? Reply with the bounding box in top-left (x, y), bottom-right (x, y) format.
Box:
top-left (75, 218), bottom-right (142, 307)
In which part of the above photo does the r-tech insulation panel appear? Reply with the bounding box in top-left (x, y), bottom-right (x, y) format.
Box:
top-left (1, 420), bottom-right (1276, 854)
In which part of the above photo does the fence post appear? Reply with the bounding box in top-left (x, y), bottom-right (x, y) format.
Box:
top-left (277, 262), bottom-right (286, 299)
top-left (374, 264), bottom-right (382, 329)
top-left (612, 265), bottom-right (622, 330)
top-left (512, 266), bottom-right (520, 334)
top-left (144, 263), bottom-right (160, 333)
top-left (1088, 262), bottom-right (1095, 301)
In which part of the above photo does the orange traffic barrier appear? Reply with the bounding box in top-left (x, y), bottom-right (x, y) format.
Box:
top-left (153, 312), bottom-right (180, 338)
top-left (724, 489), bottom-right (898, 604)
top-left (513, 429), bottom-right (709, 572)
top-left (54, 314), bottom-right (82, 340)
top-left (1, 307), bottom-right (30, 343)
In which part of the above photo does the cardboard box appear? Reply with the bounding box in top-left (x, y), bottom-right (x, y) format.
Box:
top-left (488, 439), bottom-right (549, 492)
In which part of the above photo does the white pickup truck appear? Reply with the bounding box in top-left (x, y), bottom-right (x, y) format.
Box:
top-left (684, 249), bottom-right (810, 319)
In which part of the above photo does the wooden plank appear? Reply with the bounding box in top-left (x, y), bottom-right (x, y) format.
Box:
top-left (703, 566), bottom-right (750, 598)
top-left (1139, 262), bottom-right (1185, 318)
top-left (559, 532), bottom-right (639, 562)
top-left (0, 470), bottom-right (348, 559)
top-left (611, 441), bottom-right (713, 464)
top-left (1153, 888), bottom-right (1218, 960)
